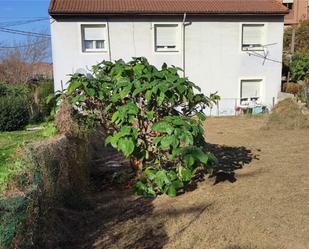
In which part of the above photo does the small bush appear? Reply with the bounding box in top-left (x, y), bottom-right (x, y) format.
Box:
top-left (30, 80), bottom-right (55, 123)
top-left (0, 96), bottom-right (30, 131)
top-left (282, 82), bottom-right (303, 95)
top-left (63, 57), bottom-right (219, 197)
top-left (266, 99), bottom-right (309, 129)
top-left (290, 52), bottom-right (309, 82)
top-left (0, 83), bottom-right (30, 98)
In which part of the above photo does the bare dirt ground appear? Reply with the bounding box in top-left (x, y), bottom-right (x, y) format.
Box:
top-left (57, 116), bottom-right (309, 249)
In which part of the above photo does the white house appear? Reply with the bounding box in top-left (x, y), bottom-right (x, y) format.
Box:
top-left (49, 0), bottom-right (288, 115)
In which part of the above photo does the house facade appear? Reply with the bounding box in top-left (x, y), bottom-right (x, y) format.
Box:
top-left (281, 0), bottom-right (309, 25)
top-left (49, 0), bottom-right (288, 116)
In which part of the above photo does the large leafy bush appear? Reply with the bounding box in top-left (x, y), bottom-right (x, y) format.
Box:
top-left (63, 58), bottom-right (219, 197)
top-left (0, 83), bottom-right (30, 131)
top-left (290, 52), bottom-right (309, 82)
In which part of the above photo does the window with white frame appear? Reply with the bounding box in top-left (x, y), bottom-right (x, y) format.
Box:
top-left (242, 24), bottom-right (265, 51)
top-left (240, 79), bottom-right (262, 104)
top-left (81, 24), bottom-right (107, 52)
top-left (154, 24), bottom-right (179, 52)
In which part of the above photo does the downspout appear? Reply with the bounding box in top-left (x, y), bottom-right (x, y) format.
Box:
top-left (182, 13), bottom-right (192, 77)
top-left (107, 18), bottom-right (112, 61)
top-left (182, 13), bottom-right (187, 77)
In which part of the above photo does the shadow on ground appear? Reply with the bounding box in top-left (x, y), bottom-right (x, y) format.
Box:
top-left (47, 187), bottom-right (212, 249)
top-left (205, 143), bottom-right (259, 185)
top-left (46, 143), bottom-right (257, 249)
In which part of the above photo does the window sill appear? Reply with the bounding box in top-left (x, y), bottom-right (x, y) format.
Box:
top-left (242, 47), bottom-right (264, 52)
top-left (82, 49), bottom-right (108, 53)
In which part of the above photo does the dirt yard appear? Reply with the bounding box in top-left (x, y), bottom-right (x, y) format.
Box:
top-left (56, 116), bottom-right (309, 249)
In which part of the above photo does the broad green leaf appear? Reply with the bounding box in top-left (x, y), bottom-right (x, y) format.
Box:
top-left (146, 111), bottom-right (154, 120)
top-left (167, 185), bottom-right (177, 197)
top-left (118, 138), bottom-right (135, 157)
top-left (179, 167), bottom-right (192, 182)
top-left (145, 167), bottom-right (157, 180)
top-left (152, 121), bottom-right (173, 134)
top-left (160, 135), bottom-right (177, 150)
top-left (184, 155), bottom-right (195, 167)
top-left (111, 111), bottom-right (119, 123)
top-left (155, 170), bottom-right (169, 190)
top-left (145, 90), bottom-right (152, 101)
top-left (152, 137), bottom-right (162, 146)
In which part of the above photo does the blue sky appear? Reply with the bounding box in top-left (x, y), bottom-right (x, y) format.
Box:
top-left (0, 0), bottom-right (50, 45)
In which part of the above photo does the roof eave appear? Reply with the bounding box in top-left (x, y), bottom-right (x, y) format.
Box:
top-left (49, 11), bottom-right (289, 18)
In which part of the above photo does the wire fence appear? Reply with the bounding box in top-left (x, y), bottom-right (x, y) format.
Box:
top-left (205, 97), bottom-right (275, 117)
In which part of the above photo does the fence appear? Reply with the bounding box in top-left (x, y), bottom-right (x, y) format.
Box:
top-left (205, 97), bottom-right (276, 117)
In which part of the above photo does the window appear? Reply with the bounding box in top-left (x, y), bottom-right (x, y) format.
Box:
top-left (240, 79), bottom-right (262, 104)
top-left (154, 24), bottom-right (179, 52)
top-left (283, 3), bottom-right (293, 10)
top-left (81, 24), bottom-right (107, 52)
top-left (242, 24), bottom-right (265, 51)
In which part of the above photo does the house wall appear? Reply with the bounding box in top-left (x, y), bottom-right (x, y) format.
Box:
top-left (281, 0), bottom-right (309, 25)
top-left (50, 16), bottom-right (284, 115)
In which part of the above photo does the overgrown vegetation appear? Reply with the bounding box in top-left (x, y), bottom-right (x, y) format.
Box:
top-left (0, 81), bottom-right (55, 131)
top-left (62, 57), bottom-right (219, 197)
top-left (284, 20), bottom-right (309, 53)
top-left (0, 83), bottom-right (30, 131)
top-left (283, 21), bottom-right (309, 103)
top-left (265, 99), bottom-right (309, 130)
top-left (0, 123), bottom-right (56, 193)
top-left (290, 52), bottom-right (309, 82)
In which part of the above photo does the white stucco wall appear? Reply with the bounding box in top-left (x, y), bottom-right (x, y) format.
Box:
top-left (50, 15), bottom-right (284, 115)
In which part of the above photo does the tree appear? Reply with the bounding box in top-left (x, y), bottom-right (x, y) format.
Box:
top-left (0, 36), bottom-right (51, 84)
top-left (284, 20), bottom-right (309, 53)
top-left (62, 58), bottom-right (219, 197)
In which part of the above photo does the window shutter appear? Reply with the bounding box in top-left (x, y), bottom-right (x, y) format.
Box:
top-left (83, 25), bottom-right (105, 41)
top-left (243, 25), bottom-right (264, 45)
top-left (241, 80), bottom-right (261, 99)
top-left (155, 25), bottom-right (178, 47)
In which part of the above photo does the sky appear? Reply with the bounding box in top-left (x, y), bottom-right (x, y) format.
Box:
top-left (0, 0), bottom-right (51, 56)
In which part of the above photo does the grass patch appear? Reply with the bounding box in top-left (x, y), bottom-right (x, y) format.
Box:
top-left (265, 99), bottom-right (309, 130)
top-left (0, 196), bottom-right (28, 248)
top-left (0, 122), bottom-right (56, 193)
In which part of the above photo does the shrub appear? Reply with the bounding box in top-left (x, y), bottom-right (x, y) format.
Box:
top-left (290, 52), bottom-right (309, 82)
top-left (284, 20), bottom-right (309, 53)
top-left (282, 82), bottom-right (303, 95)
top-left (0, 83), bottom-right (30, 98)
top-left (30, 80), bottom-right (55, 123)
top-left (0, 95), bottom-right (30, 131)
top-left (62, 57), bottom-right (219, 197)
top-left (265, 99), bottom-right (309, 129)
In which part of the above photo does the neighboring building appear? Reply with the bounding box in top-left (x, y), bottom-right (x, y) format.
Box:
top-left (31, 62), bottom-right (53, 80)
top-left (281, 0), bottom-right (309, 25)
top-left (49, 0), bottom-right (288, 115)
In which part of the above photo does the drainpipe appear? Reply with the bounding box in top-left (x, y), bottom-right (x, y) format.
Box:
top-left (107, 19), bottom-right (112, 61)
top-left (182, 13), bottom-right (187, 77)
top-left (182, 13), bottom-right (192, 77)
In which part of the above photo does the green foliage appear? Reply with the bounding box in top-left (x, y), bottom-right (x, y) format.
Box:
top-left (63, 57), bottom-right (219, 197)
top-left (284, 20), bottom-right (309, 53)
top-left (0, 83), bottom-right (30, 98)
top-left (0, 95), bottom-right (30, 132)
top-left (0, 196), bottom-right (28, 248)
top-left (30, 80), bottom-right (55, 123)
top-left (290, 52), bottom-right (309, 82)
top-left (0, 125), bottom-right (55, 193)
top-left (0, 83), bottom-right (31, 131)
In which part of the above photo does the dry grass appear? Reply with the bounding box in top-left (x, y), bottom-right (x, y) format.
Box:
top-left (45, 115), bottom-right (309, 249)
top-left (265, 99), bottom-right (309, 129)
